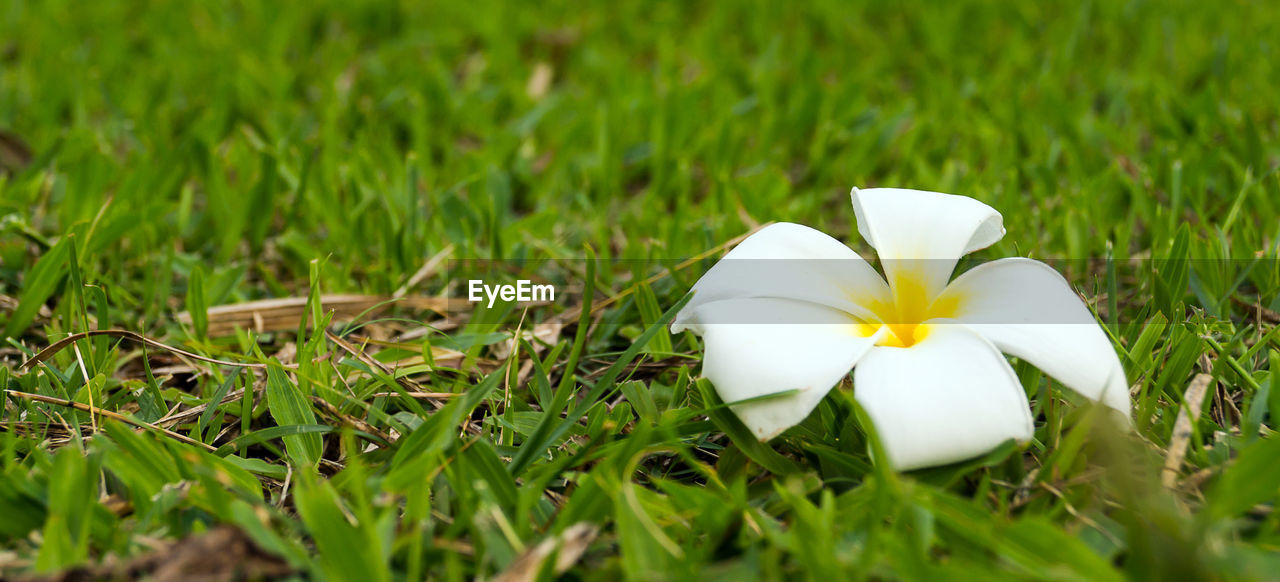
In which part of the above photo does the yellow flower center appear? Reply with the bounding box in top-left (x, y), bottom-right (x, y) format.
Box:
top-left (856, 269), bottom-right (960, 348)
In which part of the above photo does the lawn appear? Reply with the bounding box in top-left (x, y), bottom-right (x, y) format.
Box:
top-left (2, 0), bottom-right (1279, 580)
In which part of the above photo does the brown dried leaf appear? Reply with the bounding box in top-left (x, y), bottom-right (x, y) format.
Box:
top-left (0, 129), bottom-right (33, 174)
top-left (494, 522), bottom-right (598, 582)
top-left (176, 294), bottom-right (448, 337)
top-left (14, 525), bottom-right (292, 582)
top-left (1163, 373), bottom-right (1213, 487)
top-left (526, 62), bottom-right (554, 100)
top-left (492, 321), bottom-right (564, 360)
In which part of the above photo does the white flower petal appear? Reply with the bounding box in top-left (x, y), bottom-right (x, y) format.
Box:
top-left (935, 258), bottom-right (1131, 415)
top-left (853, 324), bottom-right (1034, 470)
top-left (672, 222), bottom-right (890, 333)
top-left (850, 187), bottom-right (1005, 304)
top-left (689, 297), bottom-right (884, 440)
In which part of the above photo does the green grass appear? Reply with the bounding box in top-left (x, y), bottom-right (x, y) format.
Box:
top-left (2, 0), bottom-right (1279, 579)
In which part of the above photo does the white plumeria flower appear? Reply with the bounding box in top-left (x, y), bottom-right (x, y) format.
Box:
top-left (672, 187), bottom-right (1130, 471)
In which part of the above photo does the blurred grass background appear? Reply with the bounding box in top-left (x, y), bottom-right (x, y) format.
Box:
top-left (1, 0), bottom-right (1279, 580)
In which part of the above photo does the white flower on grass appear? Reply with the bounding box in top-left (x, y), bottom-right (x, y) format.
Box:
top-left (672, 188), bottom-right (1130, 471)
